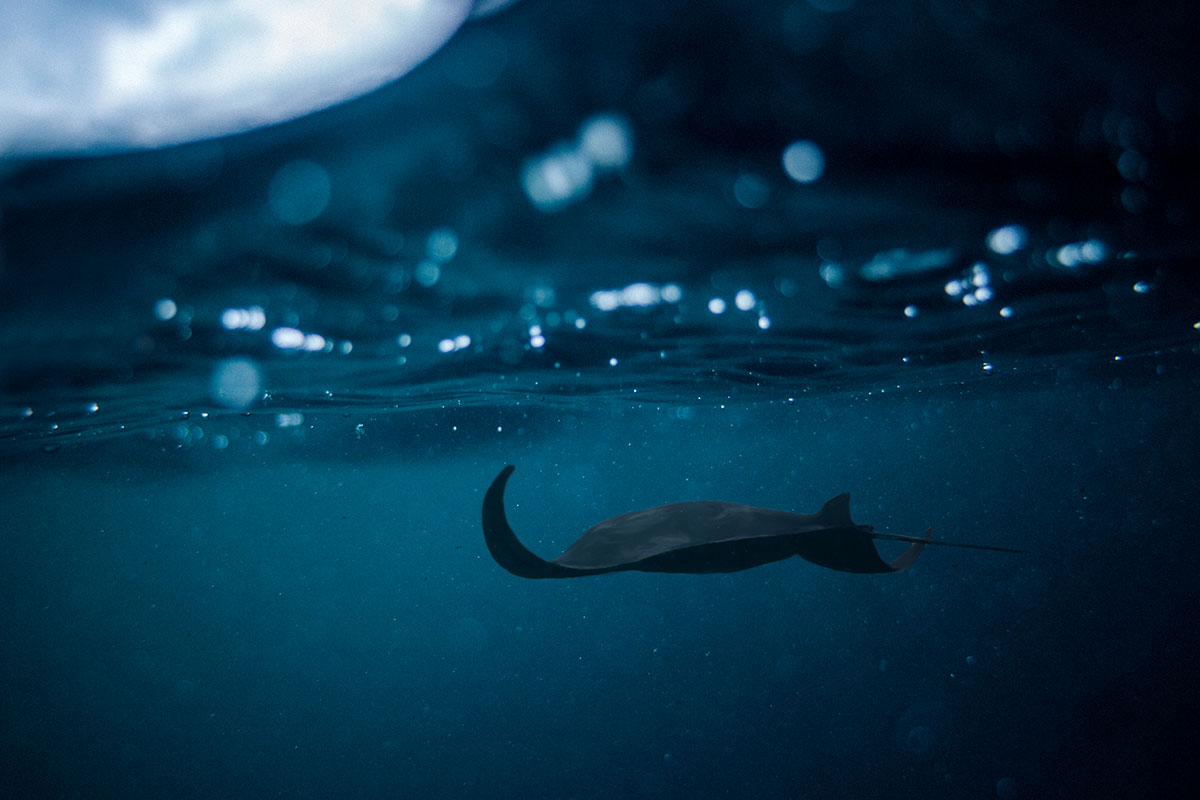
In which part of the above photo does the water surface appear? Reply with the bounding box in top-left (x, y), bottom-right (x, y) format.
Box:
top-left (2, 1), bottom-right (1198, 797)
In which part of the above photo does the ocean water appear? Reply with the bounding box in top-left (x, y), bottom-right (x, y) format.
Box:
top-left (2, 1), bottom-right (1198, 798)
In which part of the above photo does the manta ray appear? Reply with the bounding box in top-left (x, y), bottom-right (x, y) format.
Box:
top-left (481, 465), bottom-right (1022, 579)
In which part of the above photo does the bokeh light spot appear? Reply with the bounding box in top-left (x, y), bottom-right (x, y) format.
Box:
top-left (521, 146), bottom-right (594, 212)
top-left (782, 140), bottom-right (825, 183)
top-left (986, 225), bottom-right (1027, 255)
top-left (579, 113), bottom-right (634, 171)
top-left (415, 261), bottom-right (442, 287)
top-left (426, 228), bottom-right (459, 262)
top-left (210, 357), bottom-right (262, 410)
top-left (154, 298), bottom-right (177, 321)
top-left (268, 160), bottom-right (331, 225)
top-left (733, 173), bottom-right (770, 209)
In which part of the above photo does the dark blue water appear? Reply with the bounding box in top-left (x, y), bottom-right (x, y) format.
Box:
top-left (2, 1), bottom-right (1198, 798)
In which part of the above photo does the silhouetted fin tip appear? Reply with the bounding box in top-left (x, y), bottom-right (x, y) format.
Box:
top-left (817, 492), bottom-right (854, 527)
top-left (482, 465), bottom-right (585, 579)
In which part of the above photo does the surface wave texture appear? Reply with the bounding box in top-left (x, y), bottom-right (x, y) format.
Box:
top-left (1, 1), bottom-right (1198, 798)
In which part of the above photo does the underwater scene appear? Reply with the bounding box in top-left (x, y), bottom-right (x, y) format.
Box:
top-left (2, 0), bottom-right (1198, 797)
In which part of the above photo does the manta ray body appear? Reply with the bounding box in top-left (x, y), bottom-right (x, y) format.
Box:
top-left (481, 466), bottom-right (1020, 579)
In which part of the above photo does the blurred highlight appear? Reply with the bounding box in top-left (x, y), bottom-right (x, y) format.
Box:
top-left (0, 0), bottom-right (477, 155)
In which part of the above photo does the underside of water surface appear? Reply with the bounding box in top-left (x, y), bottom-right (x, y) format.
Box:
top-left (1, 1), bottom-right (1198, 798)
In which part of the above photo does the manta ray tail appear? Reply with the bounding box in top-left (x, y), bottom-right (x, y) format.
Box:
top-left (822, 493), bottom-right (1023, 567)
top-left (869, 530), bottom-right (1027, 554)
top-left (482, 466), bottom-right (589, 579)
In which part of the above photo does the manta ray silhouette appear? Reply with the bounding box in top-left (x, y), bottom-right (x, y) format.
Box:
top-left (482, 465), bottom-right (1023, 578)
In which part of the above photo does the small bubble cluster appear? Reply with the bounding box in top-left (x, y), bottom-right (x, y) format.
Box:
top-left (944, 263), bottom-right (993, 306)
top-left (222, 306), bottom-right (266, 331)
top-left (1053, 239), bottom-right (1108, 268)
top-left (272, 327), bottom-right (330, 352)
top-left (590, 282), bottom-right (682, 311)
top-left (437, 334), bottom-right (472, 353)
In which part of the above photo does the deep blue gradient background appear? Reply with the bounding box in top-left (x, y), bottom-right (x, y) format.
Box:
top-left (4, 383), bottom-right (1197, 798)
top-left (2, 0), bottom-right (1199, 798)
